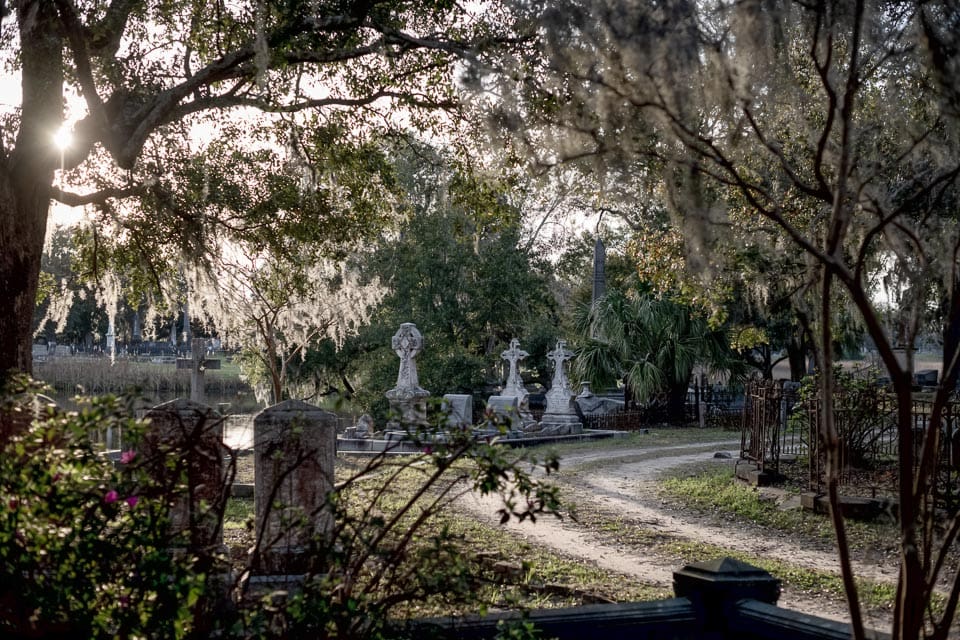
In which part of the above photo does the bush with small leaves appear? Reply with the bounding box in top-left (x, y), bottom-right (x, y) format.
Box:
top-left (0, 377), bottom-right (214, 639)
top-left (2, 380), bottom-right (565, 640)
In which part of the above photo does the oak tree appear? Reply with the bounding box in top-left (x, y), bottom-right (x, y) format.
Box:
top-left (492, 1), bottom-right (960, 638)
top-left (0, 0), bottom-right (518, 380)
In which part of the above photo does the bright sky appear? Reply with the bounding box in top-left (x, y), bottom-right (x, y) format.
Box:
top-left (0, 69), bottom-right (86, 228)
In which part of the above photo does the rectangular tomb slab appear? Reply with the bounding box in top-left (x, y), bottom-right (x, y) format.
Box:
top-left (142, 399), bottom-right (229, 551)
top-left (254, 399), bottom-right (337, 575)
top-left (442, 394), bottom-right (473, 428)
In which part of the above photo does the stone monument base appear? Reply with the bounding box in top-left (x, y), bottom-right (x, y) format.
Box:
top-left (533, 413), bottom-right (584, 436)
top-left (385, 394), bottom-right (429, 430)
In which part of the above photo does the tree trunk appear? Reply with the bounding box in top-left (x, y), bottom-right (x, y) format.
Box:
top-left (623, 380), bottom-right (634, 410)
top-left (942, 278), bottom-right (960, 393)
top-left (787, 334), bottom-right (808, 382)
top-left (666, 378), bottom-right (689, 425)
top-left (759, 345), bottom-right (773, 380)
top-left (0, 2), bottom-right (63, 382)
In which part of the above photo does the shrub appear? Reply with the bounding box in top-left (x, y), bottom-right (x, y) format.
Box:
top-left (0, 377), bottom-right (208, 639)
top-left (0, 378), bottom-right (563, 639)
top-left (795, 367), bottom-right (896, 470)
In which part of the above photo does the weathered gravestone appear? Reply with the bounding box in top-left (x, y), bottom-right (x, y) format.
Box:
top-left (385, 323), bottom-right (430, 427)
top-left (142, 399), bottom-right (230, 552)
top-left (574, 381), bottom-right (623, 418)
top-left (344, 413), bottom-right (375, 439)
top-left (254, 399), bottom-right (336, 575)
top-left (537, 339), bottom-right (584, 435)
top-left (442, 394), bottom-right (473, 428)
top-left (485, 395), bottom-right (523, 432)
top-left (498, 338), bottom-right (536, 429)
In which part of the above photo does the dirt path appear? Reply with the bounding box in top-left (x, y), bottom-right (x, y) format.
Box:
top-left (457, 440), bottom-right (897, 629)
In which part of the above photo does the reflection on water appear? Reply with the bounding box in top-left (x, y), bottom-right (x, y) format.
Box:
top-left (51, 389), bottom-right (264, 415)
top-left (47, 388), bottom-right (355, 453)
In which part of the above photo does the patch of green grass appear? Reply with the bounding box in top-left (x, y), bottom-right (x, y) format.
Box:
top-left (657, 465), bottom-right (897, 552)
top-left (660, 466), bottom-right (779, 523)
top-left (223, 497), bottom-right (254, 530)
top-left (441, 511), bottom-right (667, 606)
top-left (361, 461), bottom-right (663, 605)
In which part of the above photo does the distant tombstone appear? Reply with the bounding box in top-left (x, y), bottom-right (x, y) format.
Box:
top-left (355, 414), bottom-right (374, 438)
top-left (182, 300), bottom-right (192, 343)
top-left (501, 339), bottom-right (529, 401)
top-left (132, 309), bottom-right (142, 343)
top-left (498, 338), bottom-right (537, 429)
top-left (384, 323), bottom-right (430, 426)
top-left (442, 394), bottom-right (473, 428)
top-left (190, 337), bottom-right (205, 404)
top-left (592, 237), bottom-right (606, 307)
top-left (575, 381), bottom-right (623, 417)
top-left (545, 340), bottom-right (575, 413)
top-left (142, 399), bottom-right (229, 552)
top-left (254, 400), bottom-right (337, 575)
top-left (486, 395), bottom-right (523, 432)
top-left (538, 339), bottom-right (583, 435)
top-left (343, 414), bottom-right (375, 439)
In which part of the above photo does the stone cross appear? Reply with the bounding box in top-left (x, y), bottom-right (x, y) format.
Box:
top-left (541, 338), bottom-right (582, 433)
top-left (501, 338), bottom-right (528, 396)
top-left (547, 339), bottom-right (574, 394)
top-left (386, 323), bottom-right (430, 425)
top-left (392, 322), bottom-right (423, 394)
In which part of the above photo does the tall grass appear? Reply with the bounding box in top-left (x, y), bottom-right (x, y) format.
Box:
top-left (34, 357), bottom-right (255, 409)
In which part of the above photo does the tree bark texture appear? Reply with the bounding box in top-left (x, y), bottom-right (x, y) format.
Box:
top-left (1, 2), bottom-right (63, 380)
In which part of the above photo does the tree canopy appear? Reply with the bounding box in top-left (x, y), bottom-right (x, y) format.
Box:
top-left (0, 0), bottom-right (522, 379)
top-left (490, 1), bottom-right (960, 637)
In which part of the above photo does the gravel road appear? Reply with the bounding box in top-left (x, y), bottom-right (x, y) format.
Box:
top-left (456, 439), bottom-right (897, 630)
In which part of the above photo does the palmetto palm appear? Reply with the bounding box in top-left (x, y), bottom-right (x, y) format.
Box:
top-left (574, 289), bottom-right (744, 423)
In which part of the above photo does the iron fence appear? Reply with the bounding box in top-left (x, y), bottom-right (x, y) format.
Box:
top-left (579, 384), bottom-right (746, 431)
top-left (739, 379), bottom-right (803, 476)
top-left (802, 391), bottom-right (960, 509)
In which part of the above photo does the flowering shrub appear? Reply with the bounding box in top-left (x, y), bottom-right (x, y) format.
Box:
top-left (0, 377), bottom-right (206, 639)
top-left (1, 378), bottom-right (563, 639)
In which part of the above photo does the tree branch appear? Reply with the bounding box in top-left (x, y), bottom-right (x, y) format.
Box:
top-left (52, 184), bottom-right (146, 207)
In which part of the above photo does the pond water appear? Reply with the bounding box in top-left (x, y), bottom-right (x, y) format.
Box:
top-left (48, 388), bottom-right (265, 415)
top-left (45, 388), bottom-right (357, 453)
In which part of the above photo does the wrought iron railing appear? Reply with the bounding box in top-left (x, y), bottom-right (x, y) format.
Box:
top-left (803, 390), bottom-right (960, 510)
top-left (739, 379), bottom-right (802, 476)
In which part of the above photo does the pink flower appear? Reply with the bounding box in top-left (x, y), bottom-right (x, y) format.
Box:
top-left (423, 446), bottom-right (433, 455)
top-left (120, 450), bottom-right (136, 464)
top-left (104, 490), bottom-right (119, 504)
top-left (125, 495), bottom-right (138, 508)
